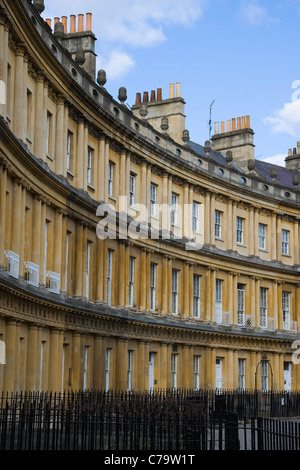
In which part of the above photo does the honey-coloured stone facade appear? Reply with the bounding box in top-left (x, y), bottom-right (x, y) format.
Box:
top-left (0, 0), bottom-right (299, 394)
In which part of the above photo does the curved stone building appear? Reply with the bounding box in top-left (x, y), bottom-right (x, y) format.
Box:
top-left (0, 0), bottom-right (300, 394)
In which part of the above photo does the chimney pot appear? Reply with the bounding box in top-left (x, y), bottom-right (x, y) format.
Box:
top-left (86, 13), bottom-right (92, 31)
top-left (242, 116), bottom-right (246, 129)
top-left (293, 147), bottom-right (297, 155)
top-left (70, 15), bottom-right (76, 33)
top-left (46, 18), bottom-right (52, 27)
top-left (157, 88), bottom-right (162, 101)
top-left (227, 120), bottom-right (231, 132)
top-left (214, 122), bottom-right (219, 135)
top-left (176, 82), bottom-right (181, 97)
top-left (78, 14), bottom-right (84, 32)
top-left (143, 91), bottom-right (149, 103)
top-left (237, 117), bottom-right (241, 130)
top-left (246, 115), bottom-right (250, 128)
top-left (232, 118), bottom-right (236, 131)
top-left (54, 17), bottom-right (59, 24)
top-left (288, 149), bottom-right (292, 156)
top-left (169, 83), bottom-right (175, 99)
top-left (221, 121), bottom-right (225, 133)
top-left (150, 90), bottom-right (156, 102)
top-left (61, 16), bottom-right (67, 33)
top-left (135, 93), bottom-right (141, 105)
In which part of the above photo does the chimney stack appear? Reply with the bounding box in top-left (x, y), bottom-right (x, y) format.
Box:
top-left (131, 83), bottom-right (186, 144)
top-left (285, 141), bottom-right (300, 170)
top-left (58, 13), bottom-right (97, 79)
top-left (211, 115), bottom-right (255, 169)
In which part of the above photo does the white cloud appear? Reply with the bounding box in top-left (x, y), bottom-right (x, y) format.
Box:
top-left (97, 50), bottom-right (135, 80)
top-left (261, 154), bottom-right (286, 166)
top-left (43, 0), bottom-right (204, 79)
top-left (264, 99), bottom-right (300, 137)
top-left (238, 0), bottom-right (279, 25)
top-left (44, 0), bottom-right (203, 47)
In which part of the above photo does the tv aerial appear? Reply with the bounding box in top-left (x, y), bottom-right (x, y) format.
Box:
top-left (209, 99), bottom-right (215, 140)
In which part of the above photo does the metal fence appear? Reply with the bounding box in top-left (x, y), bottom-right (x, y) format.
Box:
top-left (0, 389), bottom-right (300, 450)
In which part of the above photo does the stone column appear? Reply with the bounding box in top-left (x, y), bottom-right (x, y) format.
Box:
top-left (13, 44), bottom-right (26, 141)
top-left (34, 72), bottom-right (45, 159)
top-left (162, 173), bottom-right (169, 233)
top-left (11, 178), bottom-right (22, 257)
top-left (95, 238), bottom-right (104, 302)
top-left (233, 350), bottom-right (239, 389)
top-left (137, 341), bottom-right (146, 391)
top-left (119, 149), bottom-right (126, 202)
top-left (71, 332), bottom-right (81, 390)
top-left (146, 250), bottom-right (151, 311)
top-left (98, 136), bottom-right (105, 202)
top-left (277, 282), bottom-right (283, 330)
top-left (210, 192), bottom-right (216, 246)
top-left (39, 201), bottom-right (46, 285)
top-left (250, 277), bottom-right (256, 327)
top-left (83, 120), bottom-right (89, 191)
top-left (74, 222), bottom-right (84, 297)
top-left (232, 273), bottom-right (238, 325)
top-left (19, 184), bottom-right (26, 276)
top-left (93, 335), bottom-right (103, 390)
top-left (227, 350), bottom-right (234, 389)
top-left (53, 210), bottom-right (63, 276)
top-left (204, 191), bottom-right (211, 245)
top-left (211, 348), bottom-right (216, 390)
top-left (168, 257), bottom-right (173, 314)
top-left (189, 185), bottom-right (194, 239)
top-left (140, 161), bottom-right (147, 208)
top-left (76, 115), bottom-right (85, 189)
top-left (183, 183), bottom-right (189, 238)
top-left (183, 262), bottom-right (190, 317)
top-left (227, 199), bottom-right (233, 251)
top-left (146, 165), bottom-right (151, 216)
top-left (273, 353), bottom-right (280, 391)
top-left (211, 269), bottom-right (216, 322)
top-left (273, 281), bottom-right (279, 329)
top-left (294, 218), bottom-right (299, 265)
top-left (204, 267), bottom-right (211, 321)
top-left (228, 272), bottom-right (233, 324)
top-left (55, 95), bottom-right (66, 175)
top-left (26, 324), bottom-right (38, 391)
top-left (232, 201), bottom-right (237, 251)
top-left (0, 165), bottom-right (7, 266)
top-left (104, 139), bottom-right (110, 203)
top-left (32, 196), bottom-right (41, 267)
top-left (115, 338), bottom-right (127, 390)
top-left (48, 329), bottom-right (60, 392)
top-left (118, 241), bottom-right (126, 307)
top-left (139, 248), bottom-right (146, 311)
top-left (249, 206), bottom-right (254, 255)
top-left (160, 343), bottom-right (168, 389)
top-left (161, 255), bottom-right (168, 314)
top-left (250, 351), bottom-right (256, 390)
top-left (189, 264), bottom-right (194, 318)
top-left (0, 18), bottom-right (8, 118)
top-left (254, 208), bottom-right (259, 256)
top-left (279, 353), bottom-right (284, 391)
top-left (255, 278), bottom-right (260, 327)
top-left (296, 283), bottom-right (300, 332)
top-left (271, 211), bottom-right (277, 260)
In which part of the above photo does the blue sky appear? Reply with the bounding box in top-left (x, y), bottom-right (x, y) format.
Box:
top-left (43, 0), bottom-right (300, 167)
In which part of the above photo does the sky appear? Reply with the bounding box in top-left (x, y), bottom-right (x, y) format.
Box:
top-left (42, 0), bottom-right (300, 167)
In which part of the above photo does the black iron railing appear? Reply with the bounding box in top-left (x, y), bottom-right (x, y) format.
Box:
top-left (0, 389), bottom-right (300, 450)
